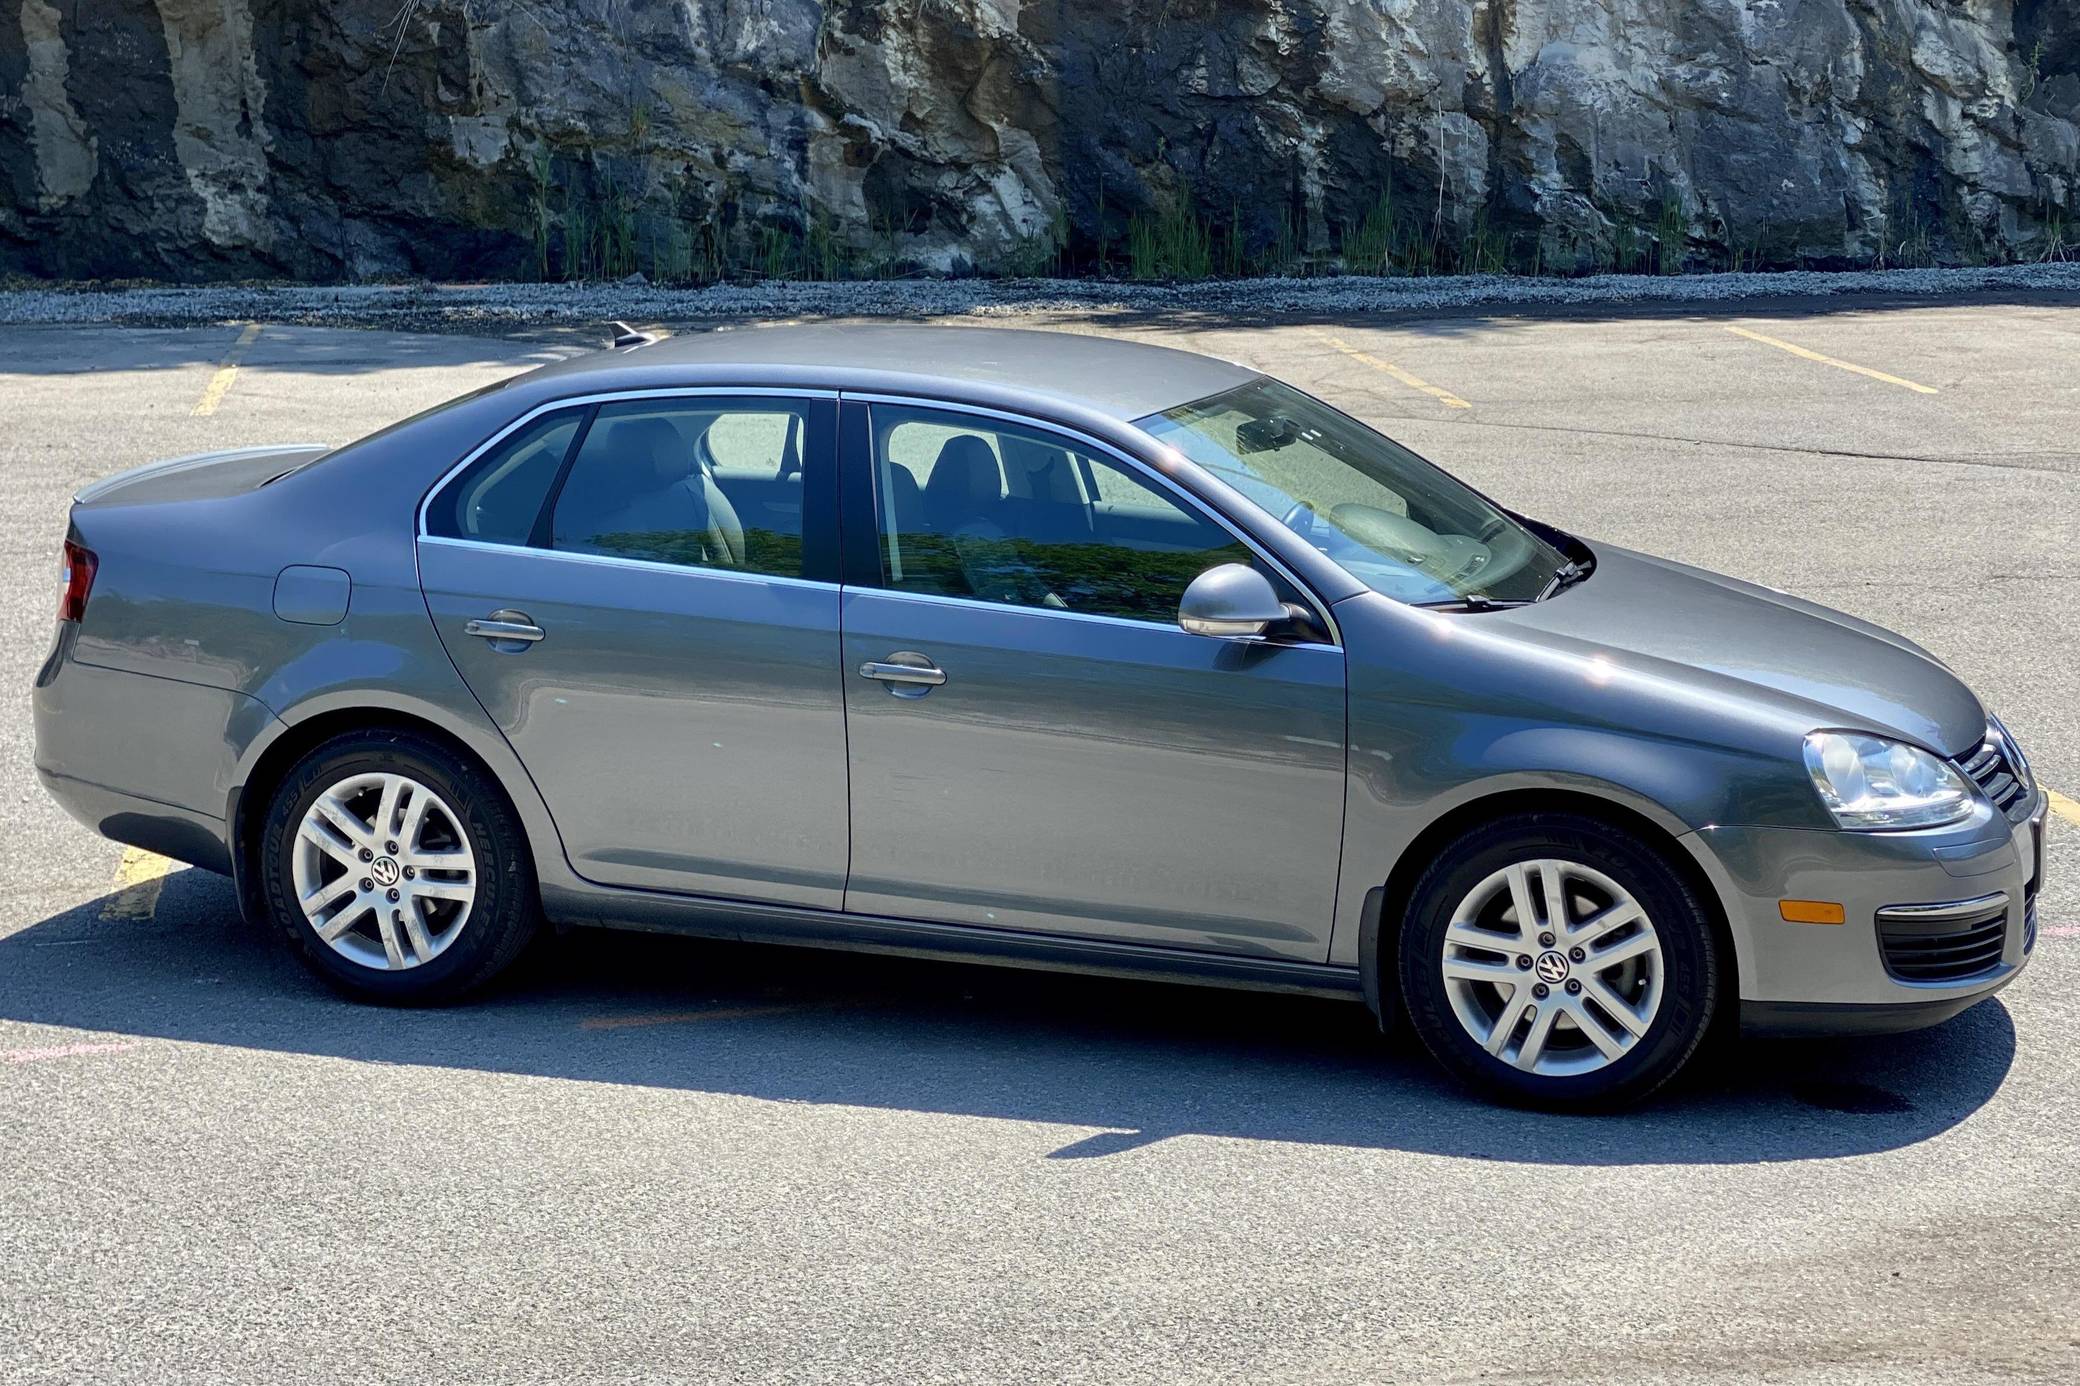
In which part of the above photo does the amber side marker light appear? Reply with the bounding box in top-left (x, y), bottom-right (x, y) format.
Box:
top-left (1779, 899), bottom-right (1847, 925)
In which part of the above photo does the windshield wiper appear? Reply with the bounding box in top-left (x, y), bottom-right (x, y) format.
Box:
top-left (1414, 593), bottom-right (1533, 612)
top-left (1539, 559), bottom-right (1593, 601)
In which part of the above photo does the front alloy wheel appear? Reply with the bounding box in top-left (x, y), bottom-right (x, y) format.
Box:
top-left (1439, 859), bottom-right (1664, 1077)
top-left (1398, 813), bottom-right (1719, 1109)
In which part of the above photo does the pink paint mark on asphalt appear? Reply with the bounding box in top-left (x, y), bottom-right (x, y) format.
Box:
top-left (2, 1040), bottom-right (140, 1066)
top-left (2040, 924), bottom-right (2080, 940)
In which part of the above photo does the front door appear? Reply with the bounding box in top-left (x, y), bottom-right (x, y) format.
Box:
top-left (837, 400), bottom-right (1347, 961)
top-left (418, 391), bottom-right (849, 907)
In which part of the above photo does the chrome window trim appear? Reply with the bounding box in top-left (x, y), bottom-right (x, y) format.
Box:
top-left (414, 386), bottom-right (840, 540)
top-left (841, 582), bottom-right (1339, 649)
top-left (418, 534), bottom-right (841, 594)
top-left (843, 391), bottom-right (1343, 647)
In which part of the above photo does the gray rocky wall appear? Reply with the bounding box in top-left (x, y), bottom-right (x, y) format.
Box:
top-left (2, 1), bottom-right (2075, 281)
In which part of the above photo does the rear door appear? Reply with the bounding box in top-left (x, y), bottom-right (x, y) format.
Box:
top-left (835, 398), bottom-right (1348, 961)
top-left (417, 390), bottom-right (849, 907)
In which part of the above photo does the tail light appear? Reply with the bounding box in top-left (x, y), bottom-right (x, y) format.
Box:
top-left (59, 539), bottom-right (97, 622)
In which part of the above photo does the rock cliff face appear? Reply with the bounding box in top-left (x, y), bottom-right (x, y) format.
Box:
top-left (3, 1), bottom-right (2075, 281)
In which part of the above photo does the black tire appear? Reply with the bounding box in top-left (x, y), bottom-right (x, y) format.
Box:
top-left (258, 729), bottom-right (539, 1004)
top-left (1395, 812), bottom-right (1720, 1110)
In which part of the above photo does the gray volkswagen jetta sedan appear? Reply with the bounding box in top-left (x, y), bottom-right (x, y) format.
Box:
top-left (35, 325), bottom-right (2046, 1107)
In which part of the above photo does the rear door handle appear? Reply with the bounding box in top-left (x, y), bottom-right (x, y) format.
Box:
top-left (859, 661), bottom-right (946, 685)
top-left (859, 652), bottom-right (946, 693)
top-left (464, 612), bottom-right (545, 645)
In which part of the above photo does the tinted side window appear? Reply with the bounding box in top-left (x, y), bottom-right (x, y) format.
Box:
top-left (705, 411), bottom-right (801, 480)
top-left (869, 405), bottom-right (1252, 623)
top-left (427, 410), bottom-right (581, 544)
top-left (550, 399), bottom-right (809, 577)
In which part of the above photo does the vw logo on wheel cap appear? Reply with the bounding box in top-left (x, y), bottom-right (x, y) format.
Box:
top-left (1534, 950), bottom-right (1571, 984)
top-left (371, 856), bottom-right (402, 887)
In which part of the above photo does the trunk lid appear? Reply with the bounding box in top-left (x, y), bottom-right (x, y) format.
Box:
top-left (74, 443), bottom-right (330, 508)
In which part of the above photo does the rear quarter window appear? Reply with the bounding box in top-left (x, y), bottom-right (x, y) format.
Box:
top-left (425, 410), bottom-right (584, 545)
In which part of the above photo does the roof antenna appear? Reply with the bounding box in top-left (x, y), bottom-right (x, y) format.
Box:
top-left (609, 321), bottom-right (655, 350)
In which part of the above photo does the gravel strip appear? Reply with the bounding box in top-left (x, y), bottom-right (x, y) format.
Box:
top-left (4, 263), bottom-right (2079, 333)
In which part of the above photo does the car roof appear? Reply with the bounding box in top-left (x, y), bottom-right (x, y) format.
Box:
top-left (524, 324), bottom-right (1261, 421)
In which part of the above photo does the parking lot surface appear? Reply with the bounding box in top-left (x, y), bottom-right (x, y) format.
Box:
top-left (2, 299), bottom-right (2077, 1384)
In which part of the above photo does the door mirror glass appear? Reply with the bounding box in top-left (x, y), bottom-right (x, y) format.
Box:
top-left (1179, 563), bottom-right (1286, 641)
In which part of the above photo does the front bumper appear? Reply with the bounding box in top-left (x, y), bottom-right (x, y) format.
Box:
top-left (1683, 795), bottom-right (2046, 1035)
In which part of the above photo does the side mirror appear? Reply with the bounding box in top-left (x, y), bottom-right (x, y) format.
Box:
top-left (1179, 563), bottom-right (1286, 641)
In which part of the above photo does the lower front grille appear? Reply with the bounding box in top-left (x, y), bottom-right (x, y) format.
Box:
top-left (1877, 893), bottom-right (2009, 984)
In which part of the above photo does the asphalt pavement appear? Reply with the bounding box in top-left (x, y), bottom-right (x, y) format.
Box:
top-left (1, 298), bottom-right (2076, 1384)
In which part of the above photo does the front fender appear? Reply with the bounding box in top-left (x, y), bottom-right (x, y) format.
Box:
top-left (1328, 759), bottom-right (1726, 968)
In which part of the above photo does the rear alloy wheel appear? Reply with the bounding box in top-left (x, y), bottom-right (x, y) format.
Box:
top-left (260, 731), bottom-right (537, 1003)
top-left (292, 771), bottom-right (478, 972)
top-left (1398, 814), bottom-right (1719, 1109)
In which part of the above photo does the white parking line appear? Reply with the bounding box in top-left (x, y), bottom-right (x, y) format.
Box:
top-left (3, 1039), bottom-right (140, 1066)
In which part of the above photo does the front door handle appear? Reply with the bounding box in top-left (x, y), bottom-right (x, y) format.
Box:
top-left (859, 651), bottom-right (946, 696)
top-left (464, 611), bottom-right (545, 646)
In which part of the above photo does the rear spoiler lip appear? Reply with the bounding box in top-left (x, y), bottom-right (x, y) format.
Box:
top-left (74, 442), bottom-right (331, 505)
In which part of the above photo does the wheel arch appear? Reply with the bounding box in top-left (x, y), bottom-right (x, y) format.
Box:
top-left (228, 699), bottom-right (563, 924)
top-left (1360, 785), bottom-right (1737, 1035)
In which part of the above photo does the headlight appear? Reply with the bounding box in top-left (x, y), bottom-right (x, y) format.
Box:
top-left (1803, 731), bottom-right (1973, 830)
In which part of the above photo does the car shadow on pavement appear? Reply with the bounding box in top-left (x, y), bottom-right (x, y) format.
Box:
top-left (0, 868), bottom-right (2018, 1165)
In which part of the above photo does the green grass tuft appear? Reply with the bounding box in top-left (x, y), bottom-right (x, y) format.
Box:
top-left (1126, 191), bottom-right (1214, 281)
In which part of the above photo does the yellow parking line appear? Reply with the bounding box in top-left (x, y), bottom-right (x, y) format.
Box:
top-left (2047, 788), bottom-right (2080, 830)
top-left (1306, 329), bottom-right (1471, 409)
top-left (101, 848), bottom-right (179, 921)
top-left (191, 322), bottom-right (263, 417)
top-left (1723, 325), bottom-right (1937, 394)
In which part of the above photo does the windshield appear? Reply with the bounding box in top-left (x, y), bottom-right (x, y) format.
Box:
top-left (1138, 379), bottom-right (1568, 604)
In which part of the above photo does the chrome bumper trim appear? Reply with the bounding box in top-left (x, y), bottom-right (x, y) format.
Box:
top-left (1874, 891), bottom-right (2009, 924)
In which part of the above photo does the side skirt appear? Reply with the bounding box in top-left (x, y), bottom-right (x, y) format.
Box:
top-left (541, 883), bottom-right (1365, 1001)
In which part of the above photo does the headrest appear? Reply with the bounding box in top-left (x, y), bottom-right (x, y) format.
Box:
top-left (598, 416), bottom-right (689, 488)
top-left (924, 435), bottom-right (1002, 505)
